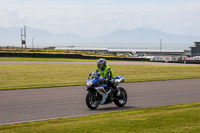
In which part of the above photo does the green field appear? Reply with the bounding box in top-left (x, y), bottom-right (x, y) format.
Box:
top-left (0, 57), bottom-right (139, 62)
top-left (0, 63), bottom-right (200, 90)
top-left (0, 48), bottom-right (131, 58)
top-left (0, 57), bottom-right (98, 62)
top-left (0, 57), bottom-right (145, 62)
top-left (0, 102), bottom-right (199, 133)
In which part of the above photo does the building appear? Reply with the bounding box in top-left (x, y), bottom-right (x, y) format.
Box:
top-left (108, 49), bottom-right (185, 56)
top-left (191, 42), bottom-right (200, 57)
top-left (51, 46), bottom-right (191, 61)
top-left (54, 46), bottom-right (185, 56)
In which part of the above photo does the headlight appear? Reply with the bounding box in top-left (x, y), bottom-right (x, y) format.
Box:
top-left (86, 81), bottom-right (93, 87)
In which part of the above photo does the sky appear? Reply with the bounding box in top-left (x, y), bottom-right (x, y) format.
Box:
top-left (0, 0), bottom-right (200, 37)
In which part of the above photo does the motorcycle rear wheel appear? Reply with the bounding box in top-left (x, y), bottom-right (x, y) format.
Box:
top-left (114, 87), bottom-right (127, 107)
top-left (86, 91), bottom-right (100, 110)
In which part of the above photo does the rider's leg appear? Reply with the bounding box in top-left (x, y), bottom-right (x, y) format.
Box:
top-left (110, 83), bottom-right (120, 96)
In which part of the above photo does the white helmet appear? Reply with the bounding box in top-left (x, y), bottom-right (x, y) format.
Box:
top-left (97, 58), bottom-right (106, 70)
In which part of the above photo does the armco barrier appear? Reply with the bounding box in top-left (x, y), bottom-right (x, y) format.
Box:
top-left (168, 60), bottom-right (200, 64)
top-left (153, 60), bottom-right (200, 64)
top-left (0, 53), bottom-right (150, 61)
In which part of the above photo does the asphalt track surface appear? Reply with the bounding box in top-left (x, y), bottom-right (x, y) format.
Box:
top-left (0, 79), bottom-right (200, 125)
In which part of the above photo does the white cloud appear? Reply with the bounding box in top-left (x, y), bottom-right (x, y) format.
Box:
top-left (0, 1), bottom-right (200, 37)
top-left (173, 0), bottom-right (200, 3)
top-left (0, 8), bottom-right (28, 27)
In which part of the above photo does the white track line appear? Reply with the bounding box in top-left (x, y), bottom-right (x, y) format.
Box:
top-left (0, 109), bottom-right (127, 126)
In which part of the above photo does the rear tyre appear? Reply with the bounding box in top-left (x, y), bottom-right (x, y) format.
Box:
top-left (114, 87), bottom-right (127, 107)
top-left (86, 91), bottom-right (100, 110)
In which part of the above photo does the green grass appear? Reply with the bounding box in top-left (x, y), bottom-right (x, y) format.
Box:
top-left (0, 57), bottom-right (139, 62)
top-left (0, 102), bottom-right (200, 133)
top-left (0, 48), bottom-right (130, 58)
top-left (0, 57), bottom-right (98, 62)
top-left (0, 64), bottom-right (200, 90)
top-left (0, 48), bottom-right (88, 55)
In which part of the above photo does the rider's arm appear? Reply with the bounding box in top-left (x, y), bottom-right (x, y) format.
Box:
top-left (107, 68), bottom-right (112, 81)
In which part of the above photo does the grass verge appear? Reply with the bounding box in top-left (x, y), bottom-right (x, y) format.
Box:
top-left (0, 48), bottom-right (131, 58)
top-left (0, 64), bottom-right (200, 90)
top-left (0, 57), bottom-right (98, 62)
top-left (0, 102), bottom-right (200, 133)
top-left (0, 57), bottom-right (137, 62)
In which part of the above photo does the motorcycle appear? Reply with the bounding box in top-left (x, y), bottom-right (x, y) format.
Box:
top-left (85, 71), bottom-right (128, 110)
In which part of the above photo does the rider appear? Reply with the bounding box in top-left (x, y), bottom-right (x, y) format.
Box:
top-left (96, 58), bottom-right (120, 96)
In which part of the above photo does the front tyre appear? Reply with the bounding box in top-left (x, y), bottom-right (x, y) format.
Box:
top-left (86, 91), bottom-right (100, 110)
top-left (114, 87), bottom-right (127, 107)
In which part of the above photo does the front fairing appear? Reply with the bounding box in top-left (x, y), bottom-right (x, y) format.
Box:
top-left (86, 76), bottom-right (100, 88)
top-left (86, 75), bottom-right (114, 105)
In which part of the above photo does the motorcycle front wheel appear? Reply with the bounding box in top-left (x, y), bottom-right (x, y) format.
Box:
top-left (114, 87), bottom-right (128, 107)
top-left (86, 91), bottom-right (100, 110)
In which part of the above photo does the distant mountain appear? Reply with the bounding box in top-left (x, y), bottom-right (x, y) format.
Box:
top-left (0, 27), bottom-right (20, 44)
top-left (0, 26), bottom-right (199, 47)
top-left (0, 26), bottom-right (81, 46)
top-left (89, 27), bottom-right (200, 43)
top-left (26, 27), bottom-right (81, 43)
